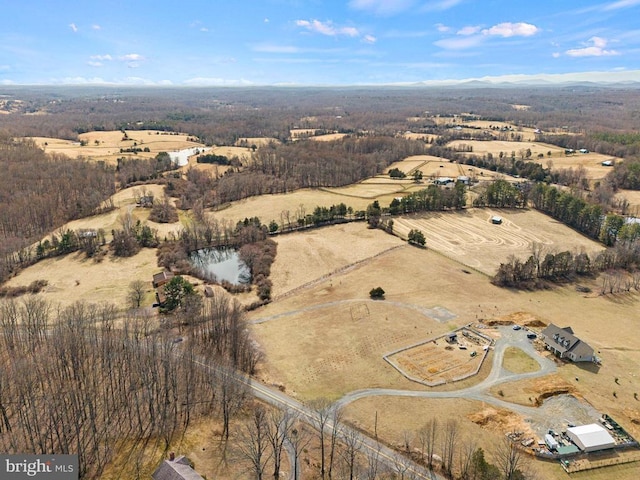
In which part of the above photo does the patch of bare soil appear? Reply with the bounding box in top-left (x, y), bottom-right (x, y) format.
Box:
top-left (490, 374), bottom-right (577, 407)
top-left (468, 406), bottom-right (535, 438)
top-left (484, 311), bottom-right (547, 328)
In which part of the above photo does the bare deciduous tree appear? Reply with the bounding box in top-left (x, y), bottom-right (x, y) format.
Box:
top-left (237, 405), bottom-right (272, 480)
top-left (441, 419), bottom-right (459, 478)
top-left (127, 279), bottom-right (147, 309)
top-left (494, 436), bottom-right (527, 480)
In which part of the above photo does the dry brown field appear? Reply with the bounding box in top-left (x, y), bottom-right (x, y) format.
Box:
top-left (310, 133), bottom-right (348, 141)
top-left (402, 132), bottom-right (439, 143)
top-left (4, 248), bottom-right (160, 309)
top-left (208, 187), bottom-right (383, 227)
top-left (249, 220), bottom-right (640, 480)
top-left (30, 130), bottom-right (205, 166)
top-left (447, 139), bottom-right (565, 158)
top-left (616, 189), bottom-right (640, 215)
top-left (269, 222), bottom-right (403, 297)
top-left (391, 208), bottom-right (604, 275)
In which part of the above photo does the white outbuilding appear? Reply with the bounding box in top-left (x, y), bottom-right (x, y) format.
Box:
top-left (566, 424), bottom-right (616, 452)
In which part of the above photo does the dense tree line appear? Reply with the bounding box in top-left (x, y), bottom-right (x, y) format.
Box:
top-left (529, 183), bottom-right (616, 242)
top-left (537, 132), bottom-right (640, 159)
top-left (387, 183), bottom-right (467, 214)
top-left (116, 152), bottom-right (176, 187)
top-left (473, 180), bottom-right (528, 208)
top-left (604, 158), bottom-right (640, 190)
top-left (493, 240), bottom-right (640, 288)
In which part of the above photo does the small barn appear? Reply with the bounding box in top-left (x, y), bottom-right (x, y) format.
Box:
top-left (153, 271), bottom-right (174, 288)
top-left (491, 216), bottom-right (502, 225)
top-left (566, 424), bottom-right (616, 452)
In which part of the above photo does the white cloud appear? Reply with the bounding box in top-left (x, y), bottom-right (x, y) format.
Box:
top-left (603, 0), bottom-right (640, 11)
top-left (565, 37), bottom-right (620, 57)
top-left (295, 20), bottom-right (360, 37)
top-left (482, 22), bottom-right (539, 38)
top-left (457, 26), bottom-right (481, 36)
top-left (90, 54), bottom-right (113, 61)
top-left (92, 24), bottom-right (101, 30)
top-left (436, 23), bottom-right (450, 33)
top-left (200, 27), bottom-right (209, 32)
top-left (264, 18), bottom-right (270, 23)
top-left (363, 34), bottom-right (377, 44)
top-left (552, 52), bottom-right (561, 58)
top-left (87, 61), bottom-right (103, 67)
top-left (120, 53), bottom-right (144, 61)
top-left (69, 23), bottom-right (78, 33)
top-left (349, 0), bottom-right (416, 15)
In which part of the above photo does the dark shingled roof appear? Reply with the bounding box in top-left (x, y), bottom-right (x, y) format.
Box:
top-left (541, 323), bottom-right (594, 360)
top-left (151, 456), bottom-right (205, 480)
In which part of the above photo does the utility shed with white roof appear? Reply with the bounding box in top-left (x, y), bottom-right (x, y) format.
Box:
top-left (566, 424), bottom-right (616, 452)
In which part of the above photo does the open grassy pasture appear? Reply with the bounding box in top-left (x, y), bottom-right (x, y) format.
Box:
top-left (31, 130), bottom-right (205, 166)
top-left (4, 248), bottom-right (160, 309)
top-left (209, 187), bottom-right (393, 227)
top-left (447, 139), bottom-right (565, 159)
top-left (616, 189), bottom-right (640, 215)
top-left (402, 132), bottom-right (439, 143)
top-left (269, 222), bottom-right (403, 297)
top-left (391, 208), bottom-right (604, 275)
top-left (543, 152), bottom-right (620, 182)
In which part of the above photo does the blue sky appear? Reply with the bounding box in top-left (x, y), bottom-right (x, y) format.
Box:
top-left (1, 0), bottom-right (640, 86)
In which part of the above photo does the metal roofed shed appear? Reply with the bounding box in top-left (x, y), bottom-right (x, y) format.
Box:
top-left (566, 424), bottom-right (616, 452)
top-left (491, 216), bottom-right (502, 225)
top-left (545, 433), bottom-right (559, 451)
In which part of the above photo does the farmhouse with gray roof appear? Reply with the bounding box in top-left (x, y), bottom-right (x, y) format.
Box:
top-left (540, 324), bottom-right (595, 363)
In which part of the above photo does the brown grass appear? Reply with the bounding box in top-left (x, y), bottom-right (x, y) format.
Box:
top-left (31, 130), bottom-right (205, 166)
top-left (392, 208), bottom-right (604, 275)
top-left (502, 347), bottom-right (541, 374)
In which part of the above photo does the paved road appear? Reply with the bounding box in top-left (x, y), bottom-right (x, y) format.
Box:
top-left (190, 355), bottom-right (445, 480)
top-left (331, 326), bottom-right (557, 424)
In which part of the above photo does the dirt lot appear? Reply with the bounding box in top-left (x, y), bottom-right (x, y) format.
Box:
top-left (392, 208), bottom-right (604, 275)
top-left (386, 328), bottom-right (490, 385)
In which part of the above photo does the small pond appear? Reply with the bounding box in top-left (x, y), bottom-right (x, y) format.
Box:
top-left (190, 248), bottom-right (251, 285)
